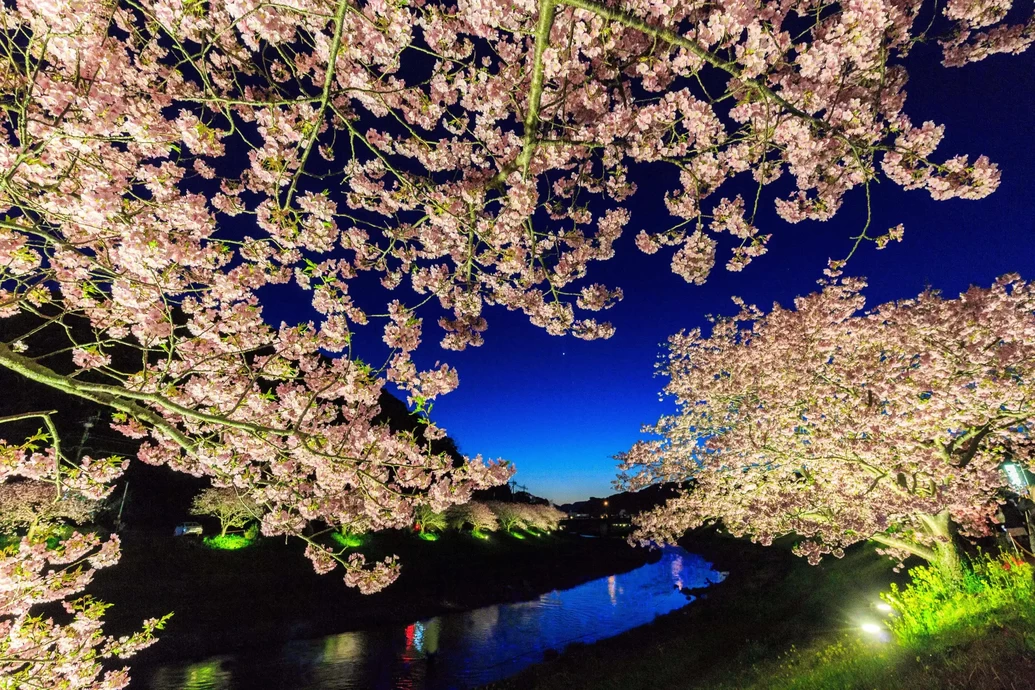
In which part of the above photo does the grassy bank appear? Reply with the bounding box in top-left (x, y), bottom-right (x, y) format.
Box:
top-left (707, 552), bottom-right (1035, 690)
top-left (89, 527), bottom-right (652, 665)
top-left (707, 615), bottom-right (1035, 689)
top-left (487, 530), bottom-right (1035, 690)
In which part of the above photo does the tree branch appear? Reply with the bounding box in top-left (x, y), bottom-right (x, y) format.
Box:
top-left (869, 532), bottom-right (936, 562)
top-left (0, 342), bottom-right (197, 454)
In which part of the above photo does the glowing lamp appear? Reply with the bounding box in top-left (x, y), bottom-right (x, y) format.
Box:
top-left (860, 622), bottom-right (884, 635)
top-left (1002, 462), bottom-right (1029, 491)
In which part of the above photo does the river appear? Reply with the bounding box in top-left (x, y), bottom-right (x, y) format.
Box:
top-left (142, 546), bottom-right (723, 690)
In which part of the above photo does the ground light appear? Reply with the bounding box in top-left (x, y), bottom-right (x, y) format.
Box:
top-left (331, 532), bottom-right (363, 548)
top-left (418, 532), bottom-right (440, 541)
top-left (509, 530), bottom-right (525, 539)
top-left (203, 534), bottom-right (254, 550)
top-left (472, 531), bottom-right (490, 540)
top-left (859, 620), bottom-right (891, 643)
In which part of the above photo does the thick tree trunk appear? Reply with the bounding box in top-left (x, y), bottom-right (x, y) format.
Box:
top-left (870, 509), bottom-right (962, 580)
top-left (26, 517), bottom-right (39, 542)
top-left (220, 522), bottom-right (228, 537)
top-left (919, 510), bottom-right (963, 581)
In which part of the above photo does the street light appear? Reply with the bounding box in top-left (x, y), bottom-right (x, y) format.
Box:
top-left (1002, 461), bottom-right (1031, 492)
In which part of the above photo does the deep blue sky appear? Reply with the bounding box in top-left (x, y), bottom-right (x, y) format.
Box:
top-left (413, 45), bottom-right (1035, 504)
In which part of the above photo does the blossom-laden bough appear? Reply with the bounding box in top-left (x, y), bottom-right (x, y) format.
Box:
top-left (0, 0), bottom-right (1032, 682)
top-left (0, 436), bottom-right (169, 690)
top-left (0, 0), bottom-right (1030, 584)
top-left (620, 274), bottom-right (1035, 578)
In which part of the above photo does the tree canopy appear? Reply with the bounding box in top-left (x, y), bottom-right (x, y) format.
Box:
top-left (620, 275), bottom-right (1035, 571)
top-left (0, 0), bottom-right (1033, 685)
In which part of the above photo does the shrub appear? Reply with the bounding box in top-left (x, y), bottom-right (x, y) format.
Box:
top-left (243, 522), bottom-right (259, 541)
top-left (884, 552), bottom-right (1035, 647)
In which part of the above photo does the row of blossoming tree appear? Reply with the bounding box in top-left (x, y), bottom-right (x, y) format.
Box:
top-left (1, 0), bottom-right (1033, 684)
top-left (414, 499), bottom-right (566, 535)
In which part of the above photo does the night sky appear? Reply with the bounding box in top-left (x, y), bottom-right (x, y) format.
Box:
top-left (264, 45), bottom-right (1035, 504)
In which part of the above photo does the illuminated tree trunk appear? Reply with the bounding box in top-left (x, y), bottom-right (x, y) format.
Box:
top-left (920, 510), bottom-right (963, 582)
top-left (25, 516), bottom-right (41, 542)
top-left (869, 510), bottom-right (962, 580)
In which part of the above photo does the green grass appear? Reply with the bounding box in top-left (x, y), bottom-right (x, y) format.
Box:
top-left (715, 612), bottom-right (1035, 690)
top-left (885, 552), bottom-right (1034, 647)
top-left (202, 534), bottom-right (255, 550)
top-left (709, 551), bottom-right (1035, 690)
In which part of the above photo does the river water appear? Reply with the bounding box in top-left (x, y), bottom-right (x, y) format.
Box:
top-left (143, 546), bottom-right (723, 690)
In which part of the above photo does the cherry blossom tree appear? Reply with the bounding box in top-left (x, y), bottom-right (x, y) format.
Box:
top-left (0, 0), bottom-right (1030, 590)
top-left (524, 504), bottom-right (567, 531)
top-left (446, 500), bottom-right (498, 533)
top-left (487, 502), bottom-right (528, 532)
top-left (190, 487), bottom-right (261, 537)
top-left (619, 274), bottom-right (1035, 576)
top-left (0, 479), bottom-right (101, 540)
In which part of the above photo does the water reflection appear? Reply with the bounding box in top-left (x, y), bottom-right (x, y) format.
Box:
top-left (143, 547), bottom-right (722, 690)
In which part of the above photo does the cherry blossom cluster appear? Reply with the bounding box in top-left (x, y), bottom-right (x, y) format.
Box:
top-left (0, 0), bottom-right (1028, 601)
top-left (619, 274), bottom-right (1035, 568)
top-left (0, 531), bottom-right (169, 689)
top-left (0, 438), bottom-right (167, 689)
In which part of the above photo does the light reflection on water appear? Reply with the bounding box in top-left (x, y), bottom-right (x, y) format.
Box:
top-left (142, 547), bottom-right (722, 690)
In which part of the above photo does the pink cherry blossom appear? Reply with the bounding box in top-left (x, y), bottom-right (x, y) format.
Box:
top-left (0, 0), bottom-right (1030, 677)
top-left (621, 276), bottom-right (1035, 571)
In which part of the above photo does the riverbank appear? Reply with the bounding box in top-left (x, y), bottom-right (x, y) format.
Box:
top-left (486, 529), bottom-right (1035, 690)
top-left (90, 527), bottom-right (653, 666)
top-left (485, 528), bottom-right (906, 690)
